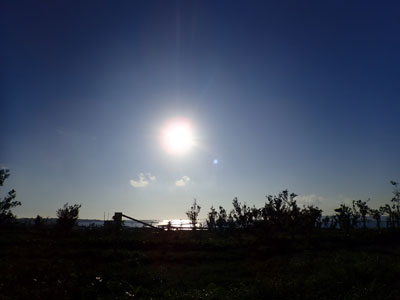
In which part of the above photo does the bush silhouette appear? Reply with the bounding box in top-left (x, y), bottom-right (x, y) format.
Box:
top-left (183, 184), bottom-right (400, 234)
top-left (232, 197), bottom-right (250, 228)
top-left (34, 215), bottom-right (44, 228)
top-left (216, 206), bottom-right (227, 231)
top-left (206, 206), bottom-right (217, 231)
top-left (334, 204), bottom-right (353, 232)
top-left (56, 203), bottom-right (81, 231)
top-left (300, 205), bottom-right (322, 230)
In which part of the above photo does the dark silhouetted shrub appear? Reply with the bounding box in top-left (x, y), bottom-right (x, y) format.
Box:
top-left (206, 206), bottom-right (218, 231)
top-left (216, 206), bottom-right (227, 231)
top-left (56, 203), bottom-right (81, 231)
top-left (34, 215), bottom-right (43, 227)
top-left (334, 204), bottom-right (353, 232)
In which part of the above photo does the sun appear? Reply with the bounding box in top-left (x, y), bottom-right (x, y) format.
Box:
top-left (161, 118), bottom-right (195, 155)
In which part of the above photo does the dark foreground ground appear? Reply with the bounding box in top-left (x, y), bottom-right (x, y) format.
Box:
top-left (1, 227), bottom-right (400, 300)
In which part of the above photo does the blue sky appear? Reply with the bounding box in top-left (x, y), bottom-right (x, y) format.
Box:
top-left (1, 1), bottom-right (400, 219)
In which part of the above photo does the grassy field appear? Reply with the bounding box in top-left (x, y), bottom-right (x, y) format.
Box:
top-left (1, 227), bottom-right (400, 299)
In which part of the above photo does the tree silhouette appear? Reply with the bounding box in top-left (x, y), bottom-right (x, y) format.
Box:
top-left (34, 215), bottom-right (44, 228)
top-left (381, 204), bottom-right (394, 228)
top-left (301, 205), bottom-right (323, 230)
top-left (322, 216), bottom-right (330, 228)
top-left (334, 204), bottom-right (353, 232)
top-left (250, 205), bottom-right (261, 226)
top-left (369, 208), bottom-right (382, 229)
top-left (262, 191), bottom-right (288, 229)
top-left (353, 199), bottom-right (370, 229)
top-left (206, 206), bottom-right (218, 231)
top-left (0, 169), bottom-right (20, 226)
top-left (56, 203), bottom-right (81, 231)
top-left (391, 181), bottom-right (400, 227)
top-left (216, 206), bottom-right (227, 231)
top-left (232, 197), bottom-right (254, 228)
top-left (186, 199), bottom-right (201, 230)
top-left (181, 185), bottom-right (400, 233)
top-left (227, 210), bottom-right (236, 229)
top-left (0, 168), bottom-right (10, 185)
top-left (262, 190), bottom-right (308, 233)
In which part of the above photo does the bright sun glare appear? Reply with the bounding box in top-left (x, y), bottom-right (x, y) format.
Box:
top-left (161, 118), bottom-right (195, 155)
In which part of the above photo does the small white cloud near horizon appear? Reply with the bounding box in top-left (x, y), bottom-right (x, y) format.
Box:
top-left (175, 175), bottom-right (191, 187)
top-left (146, 173), bottom-right (156, 181)
top-left (296, 194), bottom-right (326, 206)
top-left (130, 173), bottom-right (156, 188)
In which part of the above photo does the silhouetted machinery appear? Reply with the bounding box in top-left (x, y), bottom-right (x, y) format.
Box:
top-left (107, 212), bottom-right (159, 229)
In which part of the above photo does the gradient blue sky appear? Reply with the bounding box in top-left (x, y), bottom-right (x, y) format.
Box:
top-left (1, 1), bottom-right (400, 219)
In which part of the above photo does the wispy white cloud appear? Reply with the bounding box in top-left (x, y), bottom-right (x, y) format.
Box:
top-left (175, 175), bottom-right (190, 187)
top-left (296, 194), bottom-right (326, 206)
top-left (130, 173), bottom-right (156, 188)
top-left (147, 173), bottom-right (156, 181)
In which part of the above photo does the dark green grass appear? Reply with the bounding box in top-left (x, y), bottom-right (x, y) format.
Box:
top-left (1, 227), bottom-right (400, 299)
